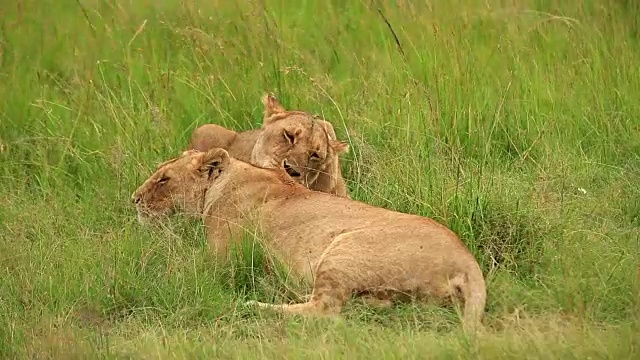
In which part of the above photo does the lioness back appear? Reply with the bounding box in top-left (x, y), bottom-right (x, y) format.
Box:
top-left (260, 192), bottom-right (471, 278)
top-left (189, 124), bottom-right (237, 152)
top-left (189, 123), bottom-right (260, 163)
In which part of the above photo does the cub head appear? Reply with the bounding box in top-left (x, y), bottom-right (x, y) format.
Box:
top-left (131, 148), bottom-right (231, 224)
top-left (251, 93), bottom-right (349, 188)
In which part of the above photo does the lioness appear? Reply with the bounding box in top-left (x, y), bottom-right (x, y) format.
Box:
top-left (131, 148), bottom-right (487, 330)
top-left (188, 94), bottom-right (350, 198)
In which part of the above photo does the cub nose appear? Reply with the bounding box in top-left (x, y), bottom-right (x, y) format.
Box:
top-left (131, 193), bottom-right (141, 205)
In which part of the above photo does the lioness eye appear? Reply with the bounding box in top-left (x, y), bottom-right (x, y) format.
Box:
top-left (158, 176), bottom-right (170, 184)
top-left (283, 130), bottom-right (295, 144)
top-left (310, 152), bottom-right (320, 159)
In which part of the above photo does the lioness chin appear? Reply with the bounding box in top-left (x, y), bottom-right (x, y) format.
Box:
top-left (188, 93), bottom-right (350, 198)
top-left (131, 148), bottom-right (487, 331)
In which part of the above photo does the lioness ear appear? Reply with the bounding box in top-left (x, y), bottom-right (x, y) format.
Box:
top-left (318, 119), bottom-right (348, 153)
top-left (197, 148), bottom-right (230, 179)
top-left (262, 93), bottom-right (286, 122)
top-left (316, 119), bottom-right (338, 140)
top-left (330, 140), bottom-right (349, 154)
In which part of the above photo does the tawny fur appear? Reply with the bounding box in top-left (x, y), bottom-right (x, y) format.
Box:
top-left (132, 148), bottom-right (487, 331)
top-left (187, 94), bottom-right (350, 198)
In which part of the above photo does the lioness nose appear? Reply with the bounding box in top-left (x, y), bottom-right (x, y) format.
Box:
top-left (283, 161), bottom-right (301, 178)
top-left (131, 193), bottom-right (141, 205)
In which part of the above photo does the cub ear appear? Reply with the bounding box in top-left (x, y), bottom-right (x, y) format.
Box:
top-left (330, 140), bottom-right (349, 154)
top-left (197, 148), bottom-right (230, 179)
top-left (262, 92), bottom-right (286, 122)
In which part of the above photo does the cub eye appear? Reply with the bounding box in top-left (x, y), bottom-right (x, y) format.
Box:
top-left (283, 130), bottom-right (296, 144)
top-left (310, 152), bottom-right (320, 160)
top-left (157, 176), bottom-right (170, 185)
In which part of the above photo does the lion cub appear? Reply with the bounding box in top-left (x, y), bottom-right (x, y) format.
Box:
top-left (132, 148), bottom-right (487, 331)
top-left (188, 94), bottom-right (350, 198)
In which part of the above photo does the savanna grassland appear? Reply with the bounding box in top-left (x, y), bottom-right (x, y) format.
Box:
top-left (1, 0), bottom-right (639, 358)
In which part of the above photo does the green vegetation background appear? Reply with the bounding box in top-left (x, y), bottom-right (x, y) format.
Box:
top-left (0, 0), bottom-right (638, 358)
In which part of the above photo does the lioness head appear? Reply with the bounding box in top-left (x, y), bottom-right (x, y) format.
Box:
top-left (131, 148), bottom-right (230, 224)
top-left (251, 94), bottom-right (349, 189)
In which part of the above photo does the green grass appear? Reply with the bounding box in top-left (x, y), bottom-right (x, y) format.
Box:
top-left (1, 0), bottom-right (640, 358)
